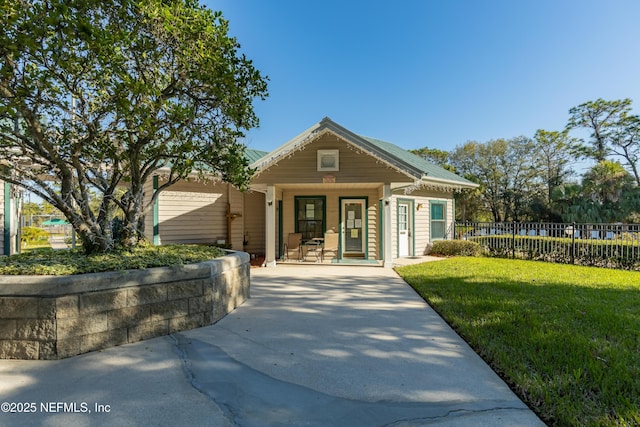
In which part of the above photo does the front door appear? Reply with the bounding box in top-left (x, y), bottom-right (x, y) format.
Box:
top-left (341, 199), bottom-right (366, 257)
top-left (398, 202), bottom-right (411, 257)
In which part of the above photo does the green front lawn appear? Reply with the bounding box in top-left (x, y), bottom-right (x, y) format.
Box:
top-left (396, 257), bottom-right (640, 427)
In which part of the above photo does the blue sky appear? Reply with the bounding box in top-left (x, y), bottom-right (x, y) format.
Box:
top-left (210, 0), bottom-right (640, 155)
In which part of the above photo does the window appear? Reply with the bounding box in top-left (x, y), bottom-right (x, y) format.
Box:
top-left (398, 204), bottom-right (408, 233)
top-left (317, 150), bottom-right (339, 171)
top-left (430, 202), bottom-right (446, 240)
top-left (295, 197), bottom-right (325, 240)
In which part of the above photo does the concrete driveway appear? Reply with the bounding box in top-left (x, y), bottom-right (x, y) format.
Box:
top-left (0, 265), bottom-right (545, 426)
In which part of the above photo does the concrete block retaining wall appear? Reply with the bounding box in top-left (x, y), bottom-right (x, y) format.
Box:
top-left (0, 252), bottom-right (250, 360)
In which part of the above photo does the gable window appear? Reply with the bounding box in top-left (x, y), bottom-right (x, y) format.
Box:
top-left (430, 201), bottom-right (446, 240)
top-left (317, 150), bottom-right (339, 171)
top-left (295, 196), bottom-right (325, 240)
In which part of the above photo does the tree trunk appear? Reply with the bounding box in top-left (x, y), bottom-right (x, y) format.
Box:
top-left (120, 186), bottom-right (147, 248)
top-left (70, 217), bottom-right (114, 254)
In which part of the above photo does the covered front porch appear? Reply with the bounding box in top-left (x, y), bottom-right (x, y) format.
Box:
top-left (260, 183), bottom-right (395, 268)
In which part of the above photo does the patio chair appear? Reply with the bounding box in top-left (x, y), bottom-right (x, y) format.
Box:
top-left (283, 233), bottom-right (302, 261)
top-left (321, 231), bottom-right (339, 262)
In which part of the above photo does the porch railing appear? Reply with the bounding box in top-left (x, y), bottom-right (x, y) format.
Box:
top-left (453, 221), bottom-right (640, 270)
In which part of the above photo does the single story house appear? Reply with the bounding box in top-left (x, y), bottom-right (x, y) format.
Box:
top-left (0, 179), bottom-right (21, 256)
top-left (146, 117), bottom-right (478, 267)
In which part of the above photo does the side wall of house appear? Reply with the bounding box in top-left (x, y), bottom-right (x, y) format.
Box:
top-left (228, 186), bottom-right (244, 250)
top-left (412, 191), bottom-right (455, 254)
top-left (143, 178), bottom-right (154, 243)
top-left (390, 190), bottom-right (454, 256)
top-left (155, 179), bottom-right (230, 246)
top-left (142, 177), bottom-right (259, 253)
top-left (243, 191), bottom-right (265, 256)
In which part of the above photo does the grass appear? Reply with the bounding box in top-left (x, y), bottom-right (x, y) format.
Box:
top-left (396, 257), bottom-right (640, 427)
top-left (22, 242), bottom-right (52, 251)
top-left (0, 244), bottom-right (225, 275)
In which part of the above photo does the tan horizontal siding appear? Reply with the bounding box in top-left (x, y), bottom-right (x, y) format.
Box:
top-left (243, 191), bottom-right (265, 255)
top-left (157, 180), bottom-right (228, 245)
top-left (367, 203), bottom-right (378, 259)
top-left (229, 186), bottom-right (244, 250)
top-left (253, 135), bottom-right (412, 185)
top-left (414, 199), bottom-right (430, 255)
top-left (394, 195), bottom-right (454, 255)
top-left (143, 178), bottom-right (154, 242)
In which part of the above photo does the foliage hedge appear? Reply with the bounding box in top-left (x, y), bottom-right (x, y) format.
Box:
top-left (470, 235), bottom-right (640, 270)
top-left (428, 240), bottom-right (482, 257)
top-left (0, 244), bottom-right (225, 275)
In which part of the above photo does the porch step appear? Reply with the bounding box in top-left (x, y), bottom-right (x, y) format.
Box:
top-left (342, 253), bottom-right (365, 258)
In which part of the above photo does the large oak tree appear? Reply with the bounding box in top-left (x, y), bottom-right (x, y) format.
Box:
top-left (0, 0), bottom-right (267, 253)
top-left (449, 137), bottom-right (539, 222)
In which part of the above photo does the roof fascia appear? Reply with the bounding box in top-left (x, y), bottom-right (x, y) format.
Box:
top-left (250, 120), bottom-right (324, 170)
top-left (422, 175), bottom-right (479, 189)
top-left (398, 175), bottom-right (480, 194)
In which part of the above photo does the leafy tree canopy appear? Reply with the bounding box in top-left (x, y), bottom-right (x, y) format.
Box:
top-left (449, 137), bottom-right (538, 222)
top-left (0, 0), bottom-right (268, 253)
top-left (552, 161), bottom-right (639, 223)
top-left (409, 147), bottom-right (454, 171)
top-left (566, 98), bottom-right (634, 163)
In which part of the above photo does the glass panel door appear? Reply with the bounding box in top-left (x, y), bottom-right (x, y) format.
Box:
top-left (341, 199), bottom-right (366, 255)
top-left (398, 203), bottom-right (409, 257)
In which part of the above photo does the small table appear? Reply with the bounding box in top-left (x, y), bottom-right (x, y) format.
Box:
top-left (302, 238), bottom-right (324, 262)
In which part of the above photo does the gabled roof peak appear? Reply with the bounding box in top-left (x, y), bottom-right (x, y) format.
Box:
top-left (250, 117), bottom-right (478, 190)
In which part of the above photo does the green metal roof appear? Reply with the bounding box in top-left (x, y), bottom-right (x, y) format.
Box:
top-left (359, 135), bottom-right (477, 186)
top-left (245, 148), bottom-right (269, 164)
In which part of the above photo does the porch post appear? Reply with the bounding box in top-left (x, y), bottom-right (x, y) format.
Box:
top-left (152, 176), bottom-right (159, 245)
top-left (382, 184), bottom-right (393, 268)
top-left (3, 181), bottom-right (11, 256)
top-left (265, 185), bottom-right (277, 267)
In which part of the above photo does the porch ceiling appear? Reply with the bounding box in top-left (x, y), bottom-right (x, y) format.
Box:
top-left (275, 183), bottom-right (382, 190)
top-left (250, 182), bottom-right (428, 192)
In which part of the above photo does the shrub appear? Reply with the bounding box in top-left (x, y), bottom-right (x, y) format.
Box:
top-left (21, 227), bottom-right (50, 245)
top-left (0, 244), bottom-right (225, 275)
top-left (428, 240), bottom-right (481, 257)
